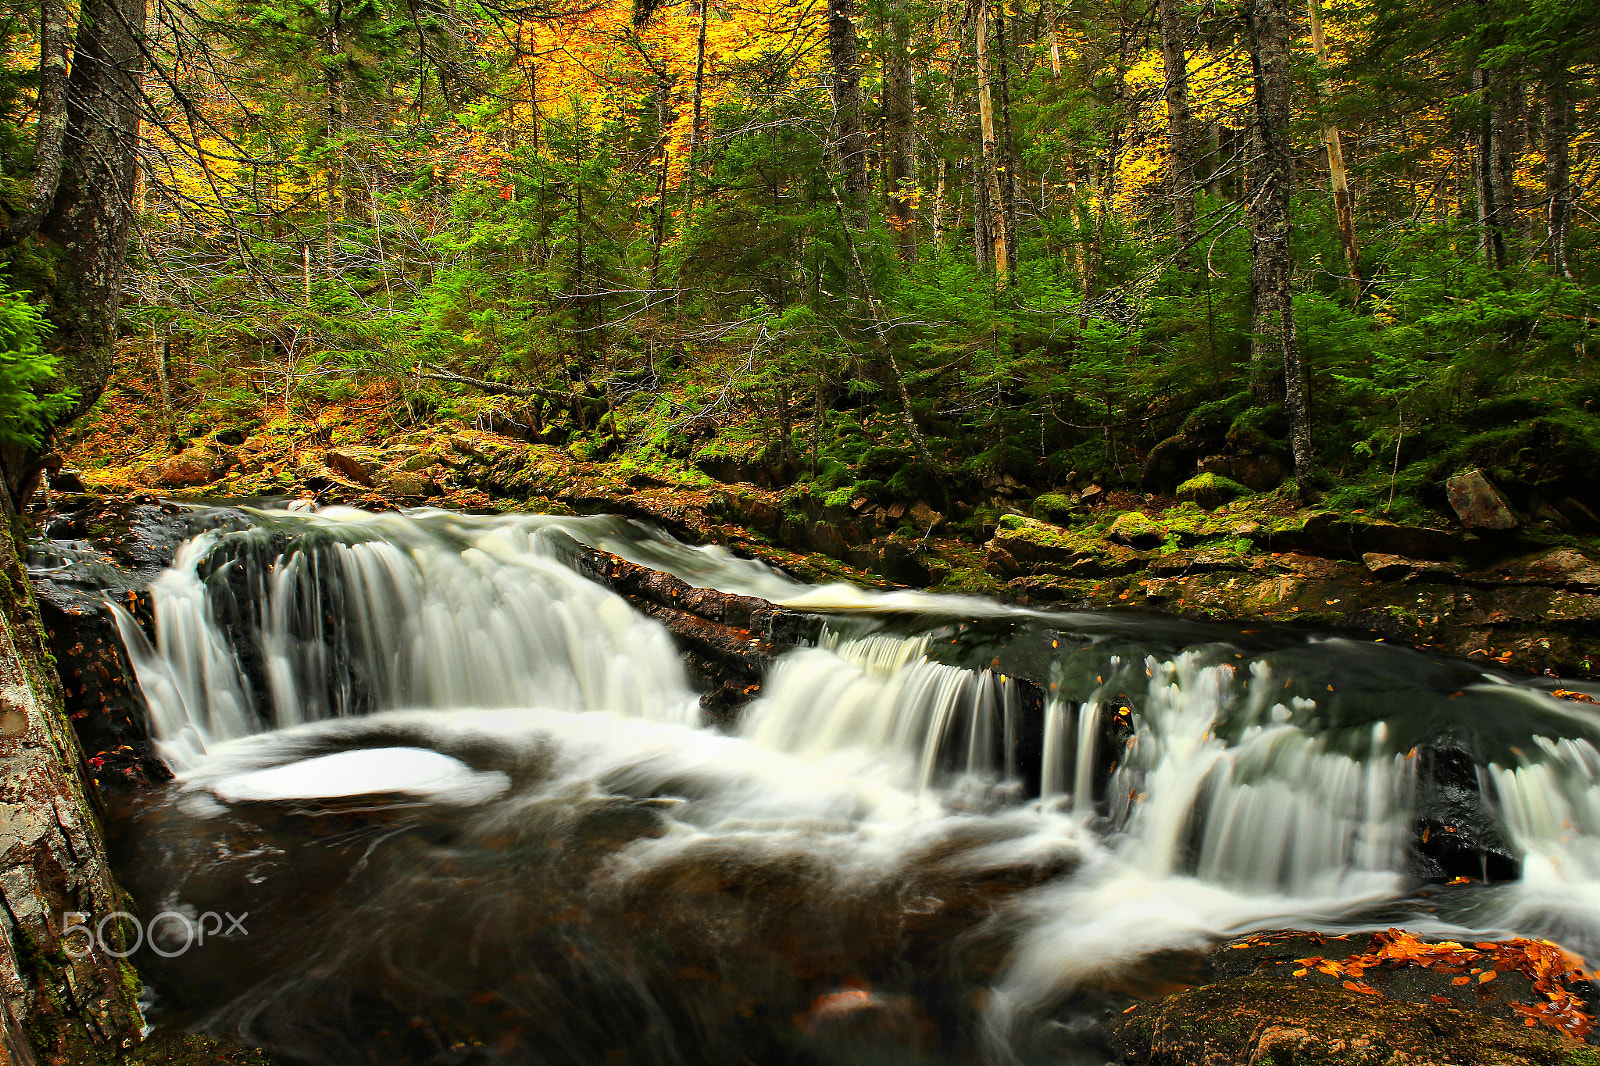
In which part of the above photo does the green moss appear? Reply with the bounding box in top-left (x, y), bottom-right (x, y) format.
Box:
top-left (1031, 492), bottom-right (1080, 524)
top-left (1176, 472), bottom-right (1250, 508)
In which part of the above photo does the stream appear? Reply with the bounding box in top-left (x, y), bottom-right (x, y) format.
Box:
top-left (68, 505), bottom-right (1600, 1064)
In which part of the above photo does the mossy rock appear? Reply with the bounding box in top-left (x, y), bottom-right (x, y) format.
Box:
top-left (1109, 511), bottom-right (1165, 549)
top-left (1106, 976), bottom-right (1600, 1066)
top-left (1176, 473), bottom-right (1249, 510)
top-left (1032, 492), bottom-right (1081, 525)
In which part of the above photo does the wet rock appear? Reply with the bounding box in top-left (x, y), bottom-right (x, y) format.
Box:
top-left (1175, 472), bottom-right (1248, 510)
top-left (557, 534), bottom-right (824, 720)
top-left (1080, 484), bottom-right (1107, 507)
top-left (1448, 470), bottom-right (1520, 531)
top-left (878, 538), bottom-right (931, 586)
top-left (1361, 552), bottom-right (1417, 580)
top-left (1414, 741), bottom-right (1520, 882)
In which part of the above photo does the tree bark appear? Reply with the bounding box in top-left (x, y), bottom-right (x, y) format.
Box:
top-left (0, 496), bottom-right (146, 1061)
top-left (826, 0), bottom-right (867, 219)
top-left (1473, 67), bottom-right (1508, 270)
top-left (992, 0), bottom-right (1019, 281)
top-left (973, 0), bottom-right (1008, 281)
top-left (1243, 0), bottom-right (1312, 481)
top-left (1544, 68), bottom-right (1572, 278)
top-left (1041, 0), bottom-right (1061, 78)
top-left (885, 3), bottom-right (917, 260)
top-left (0, 0), bottom-right (74, 247)
top-left (3, 0), bottom-right (150, 511)
top-left (1156, 0), bottom-right (1197, 266)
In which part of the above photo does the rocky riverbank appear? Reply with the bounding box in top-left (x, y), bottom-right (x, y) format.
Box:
top-left (46, 419), bottom-right (1600, 680)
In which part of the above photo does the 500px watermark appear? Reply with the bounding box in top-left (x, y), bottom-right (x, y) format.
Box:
top-left (62, 910), bottom-right (248, 959)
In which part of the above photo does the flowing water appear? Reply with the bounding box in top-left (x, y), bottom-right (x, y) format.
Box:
top-left (86, 505), bottom-right (1600, 1064)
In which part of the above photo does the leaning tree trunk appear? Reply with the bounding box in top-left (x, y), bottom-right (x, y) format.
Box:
top-left (1156, 0), bottom-right (1198, 266)
top-left (0, 496), bottom-right (146, 1061)
top-left (10, 0), bottom-right (149, 508)
top-left (1243, 0), bottom-right (1312, 481)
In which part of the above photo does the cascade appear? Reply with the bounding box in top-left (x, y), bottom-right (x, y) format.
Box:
top-left (87, 504), bottom-right (1600, 1063)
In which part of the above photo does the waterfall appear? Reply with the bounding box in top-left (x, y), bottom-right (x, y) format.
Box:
top-left (117, 508), bottom-right (698, 768)
top-left (91, 504), bottom-right (1600, 1063)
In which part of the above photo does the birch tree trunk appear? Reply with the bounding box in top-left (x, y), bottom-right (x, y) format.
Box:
top-left (1243, 0), bottom-right (1312, 481)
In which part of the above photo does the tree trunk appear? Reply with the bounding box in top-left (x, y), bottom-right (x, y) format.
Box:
top-left (1156, 0), bottom-right (1197, 265)
top-left (1473, 67), bottom-right (1507, 270)
top-left (1306, 0), bottom-right (1359, 290)
top-left (0, 498), bottom-right (146, 1061)
top-left (689, 0), bottom-right (709, 198)
top-left (885, 4), bottom-right (917, 260)
top-left (826, 0), bottom-right (867, 218)
top-left (1041, 0), bottom-right (1062, 78)
top-left (973, 0), bottom-right (1008, 281)
top-left (1544, 69), bottom-right (1572, 278)
top-left (1243, 0), bottom-right (1312, 481)
top-left (992, 0), bottom-right (1019, 281)
top-left (4, 0), bottom-right (150, 510)
top-left (0, 0), bottom-right (74, 246)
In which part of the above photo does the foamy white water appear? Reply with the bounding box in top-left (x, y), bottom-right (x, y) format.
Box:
top-left (107, 504), bottom-right (1600, 1061)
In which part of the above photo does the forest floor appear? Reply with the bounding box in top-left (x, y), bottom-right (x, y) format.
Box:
top-left (49, 375), bottom-right (1600, 681)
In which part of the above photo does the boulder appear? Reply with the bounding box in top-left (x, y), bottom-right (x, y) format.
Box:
top-left (156, 451), bottom-right (216, 487)
top-left (1361, 552), bottom-right (1416, 580)
top-left (325, 450), bottom-right (374, 486)
top-left (380, 471), bottom-right (437, 498)
top-left (1196, 452), bottom-right (1287, 492)
top-left (1109, 511), bottom-right (1164, 549)
top-left (1446, 470), bottom-right (1519, 530)
top-left (1175, 472), bottom-right (1248, 510)
top-left (1031, 492), bottom-right (1080, 525)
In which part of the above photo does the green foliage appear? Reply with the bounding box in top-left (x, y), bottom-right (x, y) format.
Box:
top-left (0, 282), bottom-right (73, 450)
